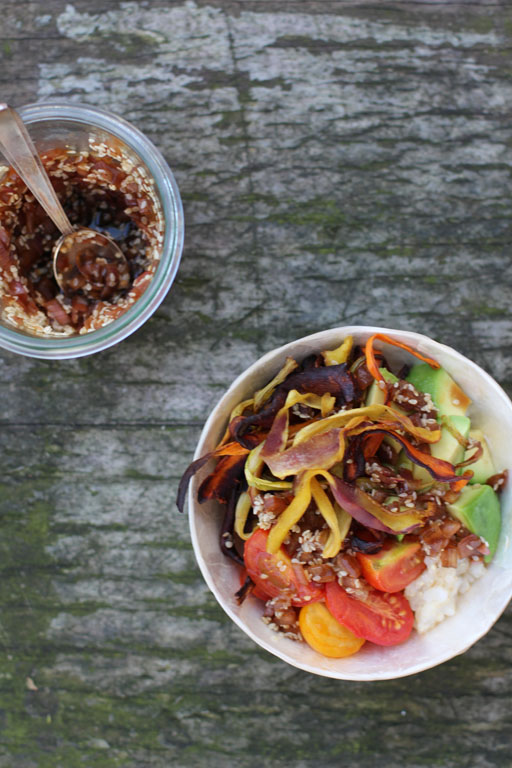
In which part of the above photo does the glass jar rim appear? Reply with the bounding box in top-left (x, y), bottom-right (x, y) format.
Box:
top-left (0, 100), bottom-right (184, 359)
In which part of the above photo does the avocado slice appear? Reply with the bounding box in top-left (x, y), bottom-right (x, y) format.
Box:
top-left (366, 369), bottom-right (402, 454)
top-left (462, 429), bottom-right (496, 485)
top-left (447, 483), bottom-right (501, 562)
top-left (406, 363), bottom-right (471, 418)
top-left (396, 451), bottom-right (413, 473)
top-left (365, 368), bottom-right (398, 407)
top-left (432, 415), bottom-right (471, 464)
top-left (413, 415), bottom-right (471, 487)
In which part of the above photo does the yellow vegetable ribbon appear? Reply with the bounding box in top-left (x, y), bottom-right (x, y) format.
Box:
top-left (234, 491), bottom-right (255, 540)
top-left (245, 442), bottom-right (293, 492)
top-left (266, 469), bottom-right (352, 557)
top-left (310, 477), bottom-right (350, 559)
top-left (292, 403), bottom-right (441, 446)
top-left (266, 471), bottom-right (314, 553)
top-left (253, 356), bottom-right (299, 411)
top-left (323, 335), bottom-right (353, 366)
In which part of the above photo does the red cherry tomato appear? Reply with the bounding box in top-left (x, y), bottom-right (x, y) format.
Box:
top-left (356, 539), bottom-right (426, 593)
top-left (238, 567), bottom-right (269, 601)
top-left (244, 528), bottom-right (324, 607)
top-left (325, 580), bottom-right (414, 646)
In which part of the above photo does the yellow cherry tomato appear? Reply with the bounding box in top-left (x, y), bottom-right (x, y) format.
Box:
top-left (299, 601), bottom-right (365, 658)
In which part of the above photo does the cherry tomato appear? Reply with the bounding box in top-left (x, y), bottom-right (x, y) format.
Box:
top-left (356, 539), bottom-right (426, 593)
top-left (244, 528), bottom-right (324, 607)
top-left (325, 580), bottom-right (413, 646)
top-left (299, 602), bottom-right (365, 658)
top-left (238, 567), bottom-right (269, 601)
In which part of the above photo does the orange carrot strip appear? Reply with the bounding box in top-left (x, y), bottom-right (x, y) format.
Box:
top-left (365, 333), bottom-right (440, 384)
top-left (365, 334), bottom-right (384, 383)
top-left (362, 433), bottom-right (384, 459)
top-left (177, 441), bottom-right (249, 513)
top-left (212, 441), bottom-right (250, 457)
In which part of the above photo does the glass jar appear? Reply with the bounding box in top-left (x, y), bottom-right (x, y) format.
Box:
top-left (0, 101), bottom-right (184, 358)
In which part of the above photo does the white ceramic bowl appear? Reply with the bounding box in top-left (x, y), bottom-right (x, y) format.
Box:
top-left (189, 326), bottom-right (512, 680)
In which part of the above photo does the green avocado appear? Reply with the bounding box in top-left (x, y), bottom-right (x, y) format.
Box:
top-left (406, 363), bottom-right (471, 418)
top-left (447, 483), bottom-right (501, 562)
top-left (365, 368), bottom-right (398, 407)
top-left (432, 415), bottom-right (471, 464)
top-left (366, 368), bottom-right (401, 454)
top-left (462, 429), bottom-right (496, 485)
top-left (412, 415), bottom-right (471, 487)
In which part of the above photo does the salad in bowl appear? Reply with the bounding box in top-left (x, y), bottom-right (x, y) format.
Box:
top-left (179, 327), bottom-right (512, 680)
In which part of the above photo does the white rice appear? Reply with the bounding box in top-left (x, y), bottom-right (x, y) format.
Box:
top-left (404, 555), bottom-right (486, 634)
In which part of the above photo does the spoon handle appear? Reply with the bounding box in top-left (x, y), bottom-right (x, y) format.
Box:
top-left (0, 104), bottom-right (74, 236)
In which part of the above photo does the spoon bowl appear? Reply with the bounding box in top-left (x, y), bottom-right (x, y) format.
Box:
top-left (53, 228), bottom-right (131, 299)
top-left (0, 103), bottom-right (130, 299)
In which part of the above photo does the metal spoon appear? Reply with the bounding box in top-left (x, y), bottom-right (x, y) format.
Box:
top-left (0, 104), bottom-right (130, 298)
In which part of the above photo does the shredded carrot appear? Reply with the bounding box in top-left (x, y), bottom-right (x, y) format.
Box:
top-left (212, 441), bottom-right (250, 457)
top-left (451, 472), bottom-right (473, 494)
top-left (365, 333), bottom-right (440, 384)
top-left (362, 433), bottom-right (384, 459)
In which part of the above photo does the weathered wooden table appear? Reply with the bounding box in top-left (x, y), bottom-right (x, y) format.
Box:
top-left (1, 1), bottom-right (512, 766)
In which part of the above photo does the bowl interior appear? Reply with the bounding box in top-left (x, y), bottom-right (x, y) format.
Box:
top-left (189, 326), bottom-right (512, 680)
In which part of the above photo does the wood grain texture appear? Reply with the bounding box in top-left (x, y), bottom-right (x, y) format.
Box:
top-left (1, 2), bottom-right (512, 766)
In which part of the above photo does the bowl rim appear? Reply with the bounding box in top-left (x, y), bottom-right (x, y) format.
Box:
top-left (188, 325), bottom-right (512, 680)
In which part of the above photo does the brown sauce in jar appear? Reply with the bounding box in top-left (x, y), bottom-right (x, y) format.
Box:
top-left (0, 145), bottom-right (164, 335)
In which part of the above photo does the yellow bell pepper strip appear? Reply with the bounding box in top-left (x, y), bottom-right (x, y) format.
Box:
top-left (266, 471), bottom-right (352, 556)
top-left (310, 477), bottom-right (350, 559)
top-left (365, 333), bottom-right (440, 386)
top-left (245, 442), bottom-right (293, 492)
top-left (283, 388), bottom-right (336, 414)
top-left (266, 471), bottom-right (314, 553)
top-left (176, 441), bottom-right (249, 513)
top-left (334, 501), bottom-right (352, 543)
top-left (320, 392), bottom-right (336, 417)
top-left (265, 470), bottom-right (346, 556)
top-left (234, 491), bottom-right (254, 540)
top-left (323, 335), bottom-right (353, 366)
top-left (253, 356), bottom-right (298, 411)
top-left (293, 403), bottom-right (441, 447)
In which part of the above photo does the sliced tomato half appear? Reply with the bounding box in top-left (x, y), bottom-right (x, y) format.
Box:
top-left (325, 580), bottom-right (413, 646)
top-left (239, 567), bottom-right (269, 601)
top-left (356, 539), bottom-right (425, 593)
top-left (244, 528), bottom-right (324, 607)
top-left (299, 602), bottom-right (365, 658)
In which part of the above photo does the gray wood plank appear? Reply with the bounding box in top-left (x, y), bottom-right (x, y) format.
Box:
top-left (1, 2), bottom-right (512, 766)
